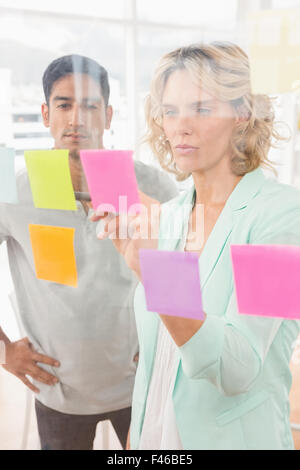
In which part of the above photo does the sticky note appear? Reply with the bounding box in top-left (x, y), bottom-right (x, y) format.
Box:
top-left (25, 150), bottom-right (77, 211)
top-left (29, 224), bottom-right (78, 287)
top-left (0, 147), bottom-right (18, 204)
top-left (139, 249), bottom-right (204, 320)
top-left (231, 244), bottom-right (300, 319)
top-left (248, 8), bottom-right (300, 94)
top-left (80, 150), bottom-right (140, 214)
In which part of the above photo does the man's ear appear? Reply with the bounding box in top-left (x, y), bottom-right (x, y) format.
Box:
top-left (41, 103), bottom-right (50, 128)
top-left (105, 105), bottom-right (113, 130)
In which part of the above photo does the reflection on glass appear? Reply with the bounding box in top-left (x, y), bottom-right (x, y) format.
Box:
top-left (0, 10), bottom-right (128, 154)
top-left (248, 8), bottom-right (300, 94)
top-left (0, 0), bottom-right (128, 19)
top-left (272, 0), bottom-right (300, 9)
top-left (137, 0), bottom-right (238, 27)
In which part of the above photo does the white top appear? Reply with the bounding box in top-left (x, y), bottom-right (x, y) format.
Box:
top-left (139, 321), bottom-right (183, 450)
top-left (138, 208), bottom-right (192, 449)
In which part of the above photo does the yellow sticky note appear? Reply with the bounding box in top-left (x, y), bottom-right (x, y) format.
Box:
top-left (248, 8), bottom-right (300, 94)
top-left (29, 224), bottom-right (78, 287)
top-left (25, 150), bottom-right (77, 211)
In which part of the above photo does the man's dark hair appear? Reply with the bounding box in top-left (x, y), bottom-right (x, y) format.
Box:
top-left (42, 54), bottom-right (110, 107)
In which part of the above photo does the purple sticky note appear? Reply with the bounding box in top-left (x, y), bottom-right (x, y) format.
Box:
top-left (139, 249), bottom-right (204, 320)
top-left (231, 244), bottom-right (300, 320)
top-left (80, 149), bottom-right (140, 214)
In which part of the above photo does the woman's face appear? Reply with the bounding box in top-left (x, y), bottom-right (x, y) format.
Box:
top-left (161, 68), bottom-right (237, 175)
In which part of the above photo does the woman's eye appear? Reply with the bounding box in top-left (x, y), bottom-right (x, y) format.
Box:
top-left (196, 108), bottom-right (211, 115)
top-left (164, 110), bottom-right (176, 116)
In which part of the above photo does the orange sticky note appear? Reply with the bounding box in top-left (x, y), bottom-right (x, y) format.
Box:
top-left (29, 224), bottom-right (78, 287)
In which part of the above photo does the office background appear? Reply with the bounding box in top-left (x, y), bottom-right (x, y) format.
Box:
top-left (0, 0), bottom-right (299, 449)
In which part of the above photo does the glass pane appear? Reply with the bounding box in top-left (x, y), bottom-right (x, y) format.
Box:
top-left (137, 0), bottom-right (238, 29)
top-left (0, 0), bottom-right (128, 19)
top-left (138, 27), bottom-right (237, 95)
top-left (0, 10), bottom-right (129, 158)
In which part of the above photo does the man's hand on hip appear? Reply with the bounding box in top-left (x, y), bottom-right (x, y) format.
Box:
top-left (2, 337), bottom-right (60, 393)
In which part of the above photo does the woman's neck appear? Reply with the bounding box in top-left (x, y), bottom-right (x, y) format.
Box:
top-left (192, 161), bottom-right (242, 207)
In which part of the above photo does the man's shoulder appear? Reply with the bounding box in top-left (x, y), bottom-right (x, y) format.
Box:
top-left (134, 160), bottom-right (178, 203)
top-left (16, 166), bottom-right (28, 185)
top-left (15, 167), bottom-right (33, 204)
top-left (134, 160), bottom-right (169, 185)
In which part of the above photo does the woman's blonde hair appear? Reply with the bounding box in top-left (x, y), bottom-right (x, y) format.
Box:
top-left (144, 41), bottom-right (284, 181)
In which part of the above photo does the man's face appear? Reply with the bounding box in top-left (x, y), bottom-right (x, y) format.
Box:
top-left (41, 73), bottom-right (113, 158)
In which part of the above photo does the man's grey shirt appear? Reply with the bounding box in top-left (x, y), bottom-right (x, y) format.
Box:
top-left (0, 161), bottom-right (178, 414)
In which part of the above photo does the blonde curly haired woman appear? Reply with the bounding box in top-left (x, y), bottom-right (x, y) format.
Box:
top-left (93, 42), bottom-right (300, 450)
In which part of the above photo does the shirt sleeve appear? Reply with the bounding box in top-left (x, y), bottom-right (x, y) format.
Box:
top-left (134, 161), bottom-right (178, 203)
top-left (179, 194), bottom-right (300, 396)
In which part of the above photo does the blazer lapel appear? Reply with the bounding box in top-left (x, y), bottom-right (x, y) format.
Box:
top-left (199, 204), bottom-right (234, 290)
top-left (159, 185), bottom-right (195, 252)
top-left (200, 168), bottom-right (266, 290)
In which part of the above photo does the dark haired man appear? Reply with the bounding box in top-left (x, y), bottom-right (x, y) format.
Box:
top-left (0, 55), bottom-right (177, 450)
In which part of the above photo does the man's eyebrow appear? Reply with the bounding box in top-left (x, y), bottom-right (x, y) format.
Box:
top-left (82, 97), bottom-right (103, 103)
top-left (52, 96), bottom-right (73, 102)
top-left (52, 96), bottom-right (102, 103)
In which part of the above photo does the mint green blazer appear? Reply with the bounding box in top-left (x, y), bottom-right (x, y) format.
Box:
top-left (131, 168), bottom-right (300, 450)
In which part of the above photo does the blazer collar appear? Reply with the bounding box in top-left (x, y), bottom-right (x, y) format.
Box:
top-left (226, 167), bottom-right (266, 211)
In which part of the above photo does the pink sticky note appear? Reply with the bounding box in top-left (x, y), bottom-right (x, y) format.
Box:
top-left (139, 249), bottom-right (204, 320)
top-left (231, 244), bottom-right (300, 319)
top-left (80, 149), bottom-right (140, 214)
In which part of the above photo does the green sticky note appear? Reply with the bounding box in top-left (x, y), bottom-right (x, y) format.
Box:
top-left (25, 150), bottom-right (77, 211)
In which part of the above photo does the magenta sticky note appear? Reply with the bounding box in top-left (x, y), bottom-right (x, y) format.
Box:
top-left (231, 244), bottom-right (300, 320)
top-left (80, 149), bottom-right (140, 214)
top-left (139, 249), bottom-right (204, 320)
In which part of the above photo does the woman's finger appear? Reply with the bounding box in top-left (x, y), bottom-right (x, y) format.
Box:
top-left (128, 215), bottom-right (143, 239)
top-left (89, 210), bottom-right (109, 222)
top-left (97, 213), bottom-right (118, 240)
